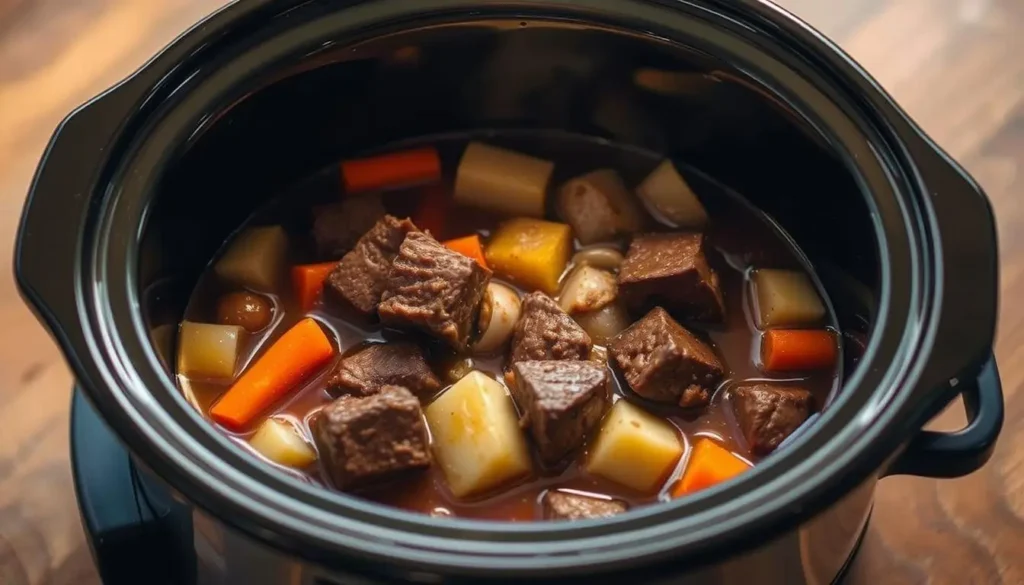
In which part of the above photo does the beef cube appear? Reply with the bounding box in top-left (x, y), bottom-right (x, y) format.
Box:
top-left (511, 360), bottom-right (610, 464)
top-left (608, 307), bottom-right (724, 407)
top-left (312, 194), bottom-right (386, 259)
top-left (378, 232), bottom-right (491, 349)
top-left (510, 292), bottom-right (592, 365)
top-left (618, 232), bottom-right (725, 323)
top-left (325, 342), bottom-right (442, 400)
top-left (324, 215), bottom-right (417, 315)
top-left (732, 384), bottom-right (813, 455)
top-left (542, 490), bottom-right (628, 521)
top-left (312, 385), bottom-right (431, 490)
top-left (556, 169), bottom-right (644, 244)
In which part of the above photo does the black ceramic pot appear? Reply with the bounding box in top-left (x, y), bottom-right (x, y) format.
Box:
top-left (15, 1), bottom-right (1002, 583)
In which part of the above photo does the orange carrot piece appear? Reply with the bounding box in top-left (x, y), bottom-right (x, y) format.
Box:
top-left (673, 439), bottom-right (751, 497)
top-left (761, 329), bottom-right (837, 372)
top-left (412, 183), bottom-right (449, 238)
top-left (292, 262), bottom-right (338, 312)
top-left (341, 147), bottom-right (441, 195)
top-left (442, 235), bottom-right (489, 269)
top-left (210, 318), bottom-right (335, 431)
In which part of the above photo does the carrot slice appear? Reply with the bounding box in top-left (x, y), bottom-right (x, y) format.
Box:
top-left (442, 234), bottom-right (489, 269)
top-left (341, 147), bottom-right (441, 195)
top-left (673, 439), bottom-right (750, 497)
top-left (292, 262), bottom-right (338, 312)
top-left (412, 183), bottom-right (450, 238)
top-left (210, 318), bottom-right (335, 431)
top-left (761, 329), bottom-right (837, 372)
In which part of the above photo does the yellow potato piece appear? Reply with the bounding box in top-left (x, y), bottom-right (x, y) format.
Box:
top-left (214, 225), bottom-right (288, 292)
top-left (587, 400), bottom-right (683, 493)
top-left (425, 371), bottom-right (532, 498)
top-left (485, 218), bottom-right (573, 295)
top-left (177, 321), bottom-right (244, 380)
top-left (249, 418), bottom-right (317, 468)
top-left (752, 269), bottom-right (826, 328)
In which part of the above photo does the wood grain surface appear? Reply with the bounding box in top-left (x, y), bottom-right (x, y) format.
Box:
top-left (1, 0), bottom-right (1022, 583)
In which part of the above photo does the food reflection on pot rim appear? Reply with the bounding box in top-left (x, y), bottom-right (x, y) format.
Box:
top-left (175, 132), bottom-right (855, 522)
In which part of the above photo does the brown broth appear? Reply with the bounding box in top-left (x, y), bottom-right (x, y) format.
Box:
top-left (177, 131), bottom-right (840, 521)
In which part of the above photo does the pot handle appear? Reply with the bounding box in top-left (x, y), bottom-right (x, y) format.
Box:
top-left (884, 355), bottom-right (1003, 478)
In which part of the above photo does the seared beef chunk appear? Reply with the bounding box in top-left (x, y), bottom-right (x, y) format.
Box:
top-left (511, 360), bottom-right (609, 464)
top-left (378, 232), bottom-right (491, 350)
top-left (312, 194), bottom-right (386, 259)
top-left (325, 342), bottom-right (442, 399)
top-left (608, 307), bottom-right (724, 407)
top-left (510, 292), bottom-right (592, 365)
top-left (312, 385), bottom-right (431, 490)
top-left (732, 384), bottom-right (813, 455)
top-left (542, 490), bottom-right (628, 520)
top-left (324, 215), bottom-right (417, 315)
top-left (618, 232), bottom-right (725, 322)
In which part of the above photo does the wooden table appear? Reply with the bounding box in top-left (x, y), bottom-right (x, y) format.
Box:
top-left (1, 0), bottom-right (1022, 583)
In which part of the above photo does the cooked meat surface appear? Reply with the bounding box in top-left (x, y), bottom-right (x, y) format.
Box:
top-left (510, 292), bottom-right (592, 365)
top-left (378, 232), bottom-right (491, 349)
top-left (323, 215), bottom-right (417, 315)
top-left (312, 385), bottom-right (431, 490)
top-left (557, 169), bottom-right (644, 244)
top-left (542, 490), bottom-right (628, 520)
top-left (618, 232), bottom-right (725, 322)
top-left (511, 360), bottom-right (609, 464)
top-left (325, 342), bottom-right (442, 399)
top-left (312, 194), bottom-right (386, 259)
top-left (731, 384), bottom-right (813, 455)
top-left (608, 307), bottom-right (724, 407)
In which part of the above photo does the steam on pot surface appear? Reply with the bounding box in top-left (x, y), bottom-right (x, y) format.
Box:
top-left (172, 131), bottom-right (855, 521)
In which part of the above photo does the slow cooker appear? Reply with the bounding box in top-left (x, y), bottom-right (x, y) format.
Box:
top-left (15, 0), bottom-right (1003, 583)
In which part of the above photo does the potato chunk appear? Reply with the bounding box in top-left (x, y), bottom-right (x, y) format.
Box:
top-left (249, 417), bottom-right (317, 468)
top-left (214, 225), bottom-right (288, 292)
top-left (177, 321), bottom-right (244, 380)
top-left (586, 400), bottom-right (683, 493)
top-left (424, 371), bottom-right (532, 498)
top-left (557, 169), bottom-right (643, 244)
top-left (485, 218), bottom-right (572, 295)
top-left (635, 160), bottom-right (708, 229)
top-left (454, 142), bottom-right (554, 218)
top-left (751, 269), bottom-right (826, 328)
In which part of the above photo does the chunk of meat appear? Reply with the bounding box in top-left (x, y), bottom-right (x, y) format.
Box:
top-left (557, 169), bottom-right (644, 244)
top-left (312, 194), bottom-right (386, 259)
top-left (542, 490), bottom-right (628, 520)
top-left (618, 232), bottom-right (725, 322)
top-left (325, 342), bottom-right (442, 400)
top-left (731, 384), bottom-right (813, 455)
top-left (510, 292), bottom-right (592, 365)
top-left (323, 215), bottom-right (417, 315)
top-left (608, 307), bottom-right (724, 407)
top-left (378, 232), bottom-right (491, 350)
top-left (511, 360), bottom-right (610, 464)
top-left (312, 385), bottom-right (431, 490)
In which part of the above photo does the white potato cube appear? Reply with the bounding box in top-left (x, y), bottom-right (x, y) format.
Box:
top-left (587, 400), bottom-right (683, 493)
top-left (454, 142), bottom-right (554, 218)
top-left (635, 160), bottom-right (708, 228)
top-left (214, 225), bottom-right (288, 292)
top-left (249, 417), bottom-right (317, 468)
top-left (752, 269), bottom-right (826, 328)
top-left (425, 371), bottom-right (532, 498)
top-left (177, 321), bottom-right (244, 380)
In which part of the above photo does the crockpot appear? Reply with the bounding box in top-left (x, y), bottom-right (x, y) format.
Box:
top-left (15, 0), bottom-right (1003, 583)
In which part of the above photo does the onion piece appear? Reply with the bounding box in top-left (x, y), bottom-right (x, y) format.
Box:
top-left (473, 283), bottom-right (522, 354)
top-left (558, 266), bottom-right (617, 315)
top-left (574, 302), bottom-right (631, 346)
top-left (571, 247), bottom-right (624, 272)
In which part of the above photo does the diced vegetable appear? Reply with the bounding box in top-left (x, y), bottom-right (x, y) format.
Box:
top-left (443, 234), bottom-right (489, 269)
top-left (412, 183), bottom-right (451, 238)
top-left (216, 292), bottom-right (274, 333)
top-left (589, 345), bottom-right (609, 365)
top-left (761, 329), bottom-right (837, 372)
top-left (485, 218), bottom-right (572, 295)
top-left (557, 169), bottom-right (644, 244)
top-left (443, 357), bottom-right (475, 384)
top-left (292, 262), bottom-right (338, 312)
top-left (751, 269), bottom-right (826, 328)
top-left (177, 321), bottom-right (244, 380)
top-left (210, 318), bottom-right (335, 431)
top-left (673, 439), bottom-right (750, 497)
top-left (572, 247), bottom-right (624, 271)
top-left (340, 147), bottom-right (441, 194)
top-left (473, 283), bottom-right (522, 354)
top-left (454, 142), bottom-right (554, 218)
top-left (424, 371), bottom-right (532, 498)
top-left (635, 160), bottom-right (708, 228)
top-left (558, 265), bottom-right (617, 314)
top-left (214, 225), bottom-right (288, 292)
top-left (249, 417), bottom-right (318, 468)
top-left (586, 400), bottom-right (683, 493)
top-left (574, 302), bottom-right (631, 345)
